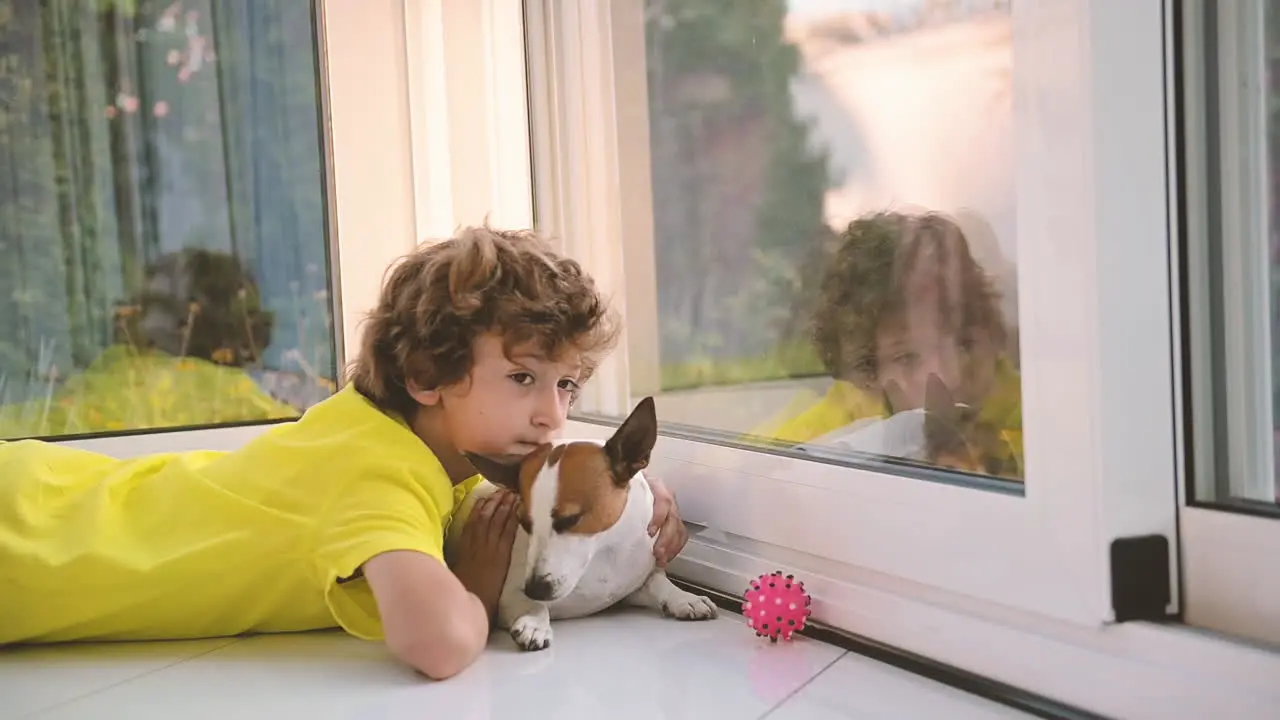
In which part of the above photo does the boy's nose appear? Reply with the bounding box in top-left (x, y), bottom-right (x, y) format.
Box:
top-left (531, 389), bottom-right (567, 431)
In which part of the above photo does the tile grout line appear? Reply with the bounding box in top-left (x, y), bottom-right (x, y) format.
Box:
top-left (19, 637), bottom-right (244, 720)
top-left (756, 649), bottom-right (848, 720)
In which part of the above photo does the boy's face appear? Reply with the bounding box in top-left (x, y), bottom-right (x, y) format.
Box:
top-left (873, 311), bottom-right (963, 411)
top-left (866, 250), bottom-right (996, 411)
top-left (415, 333), bottom-right (583, 457)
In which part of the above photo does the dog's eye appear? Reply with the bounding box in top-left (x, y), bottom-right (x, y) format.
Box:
top-left (551, 513), bottom-right (582, 533)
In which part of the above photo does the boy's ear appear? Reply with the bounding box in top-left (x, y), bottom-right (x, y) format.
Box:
top-left (405, 379), bottom-right (441, 407)
top-left (604, 396), bottom-right (658, 486)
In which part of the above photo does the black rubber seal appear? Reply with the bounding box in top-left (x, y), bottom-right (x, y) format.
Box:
top-left (670, 578), bottom-right (1114, 720)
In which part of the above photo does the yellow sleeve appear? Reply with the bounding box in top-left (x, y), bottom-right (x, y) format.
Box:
top-left (312, 474), bottom-right (447, 640)
top-left (749, 382), bottom-right (884, 445)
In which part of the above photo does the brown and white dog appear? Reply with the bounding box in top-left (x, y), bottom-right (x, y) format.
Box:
top-left (446, 397), bottom-right (718, 651)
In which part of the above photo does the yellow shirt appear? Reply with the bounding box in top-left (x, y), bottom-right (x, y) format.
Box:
top-left (751, 360), bottom-right (1026, 480)
top-left (0, 384), bottom-right (482, 645)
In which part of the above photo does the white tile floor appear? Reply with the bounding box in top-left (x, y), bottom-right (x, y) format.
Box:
top-left (2, 610), bottom-right (1034, 719)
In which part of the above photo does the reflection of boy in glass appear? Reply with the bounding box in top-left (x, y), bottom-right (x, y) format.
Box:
top-left (763, 211), bottom-right (1024, 479)
top-left (119, 248), bottom-right (277, 368)
top-left (0, 249), bottom-right (298, 438)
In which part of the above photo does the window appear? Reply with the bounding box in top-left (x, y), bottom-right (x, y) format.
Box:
top-left (528, 0), bottom-right (1178, 603)
top-left (1180, 0), bottom-right (1280, 647)
top-left (640, 0), bottom-right (1022, 482)
top-left (525, 1), bottom-right (1280, 714)
top-left (0, 0), bottom-right (534, 453)
top-left (536, 0), bottom-right (1024, 484)
top-left (0, 0), bottom-right (338, 440)
top-left (1185, 0), bottom-right (1280, 514)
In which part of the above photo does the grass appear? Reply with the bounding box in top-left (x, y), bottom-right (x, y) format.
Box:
top-left (659, 341), bottom-right (826, 392)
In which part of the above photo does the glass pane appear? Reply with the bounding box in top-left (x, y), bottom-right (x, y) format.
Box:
top-left (637, 0), bottom-right (1022, 481)
top-left (1188, 0), bottom-right (1280, 513)
top-left (0, 0), bottom-right (337, 440)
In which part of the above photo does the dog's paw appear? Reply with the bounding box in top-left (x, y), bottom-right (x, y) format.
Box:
top-left (661, 592), bottom-right (719, 621)
top-left (510, 615), bottom-right (553, 651)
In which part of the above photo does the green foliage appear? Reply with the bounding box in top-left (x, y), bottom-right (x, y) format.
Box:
top-left (650, 0), bottom-right (799, 109)
top-left (96, 0), bottom-right (138, 14)
top-left (0, 0), bottom-right (334, 421)
top-left (645, 0), bottom-right (832, 387)
top-left (660, 339), bottom-right (824, 392)
top-left (0, 345), bottom-right (299, 439)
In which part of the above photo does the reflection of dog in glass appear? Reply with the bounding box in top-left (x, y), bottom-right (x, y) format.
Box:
top-left (893, 375), bottom-right (1019, 477)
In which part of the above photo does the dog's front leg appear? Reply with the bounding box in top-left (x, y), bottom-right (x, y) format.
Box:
top-left (499, 589), bottom-right (552, 651)
top-left (490, 531), bottom-right (552, 651)
top-left (625, 569), bottom-right (719, 621)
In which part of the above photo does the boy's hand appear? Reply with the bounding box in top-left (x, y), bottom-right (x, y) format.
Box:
top-left (647, 475), bottom-right (688, 567)
top-left (451, 490), bottom-right (520, 622)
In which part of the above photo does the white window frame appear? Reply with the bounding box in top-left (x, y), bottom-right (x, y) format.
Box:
top-left (1178, 0), bottom-right (1280, 648)
top-left (528, 0), bottom-right (1280, 716)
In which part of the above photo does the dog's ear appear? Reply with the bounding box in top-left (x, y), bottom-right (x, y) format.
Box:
top-left (883, 379), bottom-right (910, 415)
top-left (465, 450), bottom-right (536, 492)
top-left (921, 374), bottom-right (974, 463)
top-left (923, 374), bottom-right (958, 421)
top-left (605, 396), bottom-right (658, 486)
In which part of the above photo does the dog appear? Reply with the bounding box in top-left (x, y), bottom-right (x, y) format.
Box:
top-left (917, 375), bottom-right (1019, 478)
top-left (445, 396), bottom-right (718, 651)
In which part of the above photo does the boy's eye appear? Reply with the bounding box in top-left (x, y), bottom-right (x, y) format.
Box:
top-left (509, 372), bottom-right (535, 386)
top-left (850, 357), bottom-right (877, 377)
top-left (893, 352), bottom-right (919, 367)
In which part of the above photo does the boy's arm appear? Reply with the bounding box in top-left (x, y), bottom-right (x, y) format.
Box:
top-left (646, 476), bottom-right (689, 567)
top-left (362, 550), bottom-right (490, 680)
top-left (314, 475), bottom-right (513, 680)
top-left (363, 490), bottom-right (518, 680)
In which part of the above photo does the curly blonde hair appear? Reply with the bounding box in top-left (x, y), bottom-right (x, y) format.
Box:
top-left (348, 226), bottom-right (620, 418)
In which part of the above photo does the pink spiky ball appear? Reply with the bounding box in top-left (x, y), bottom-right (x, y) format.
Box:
top-left (744, 570), bottom-right (811, 642)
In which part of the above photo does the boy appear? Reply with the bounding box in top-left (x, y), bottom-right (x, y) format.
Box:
top-left (0, 226), bottom-right (690, 680)
top-left (759, 210), bottom-right (1024, 478)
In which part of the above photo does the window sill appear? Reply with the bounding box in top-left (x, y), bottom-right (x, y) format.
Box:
top-left (667, 533), bottom-right (1280, 720)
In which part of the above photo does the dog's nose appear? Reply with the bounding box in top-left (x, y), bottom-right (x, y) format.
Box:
top-left (524, 575), bottom-right (555, 601)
